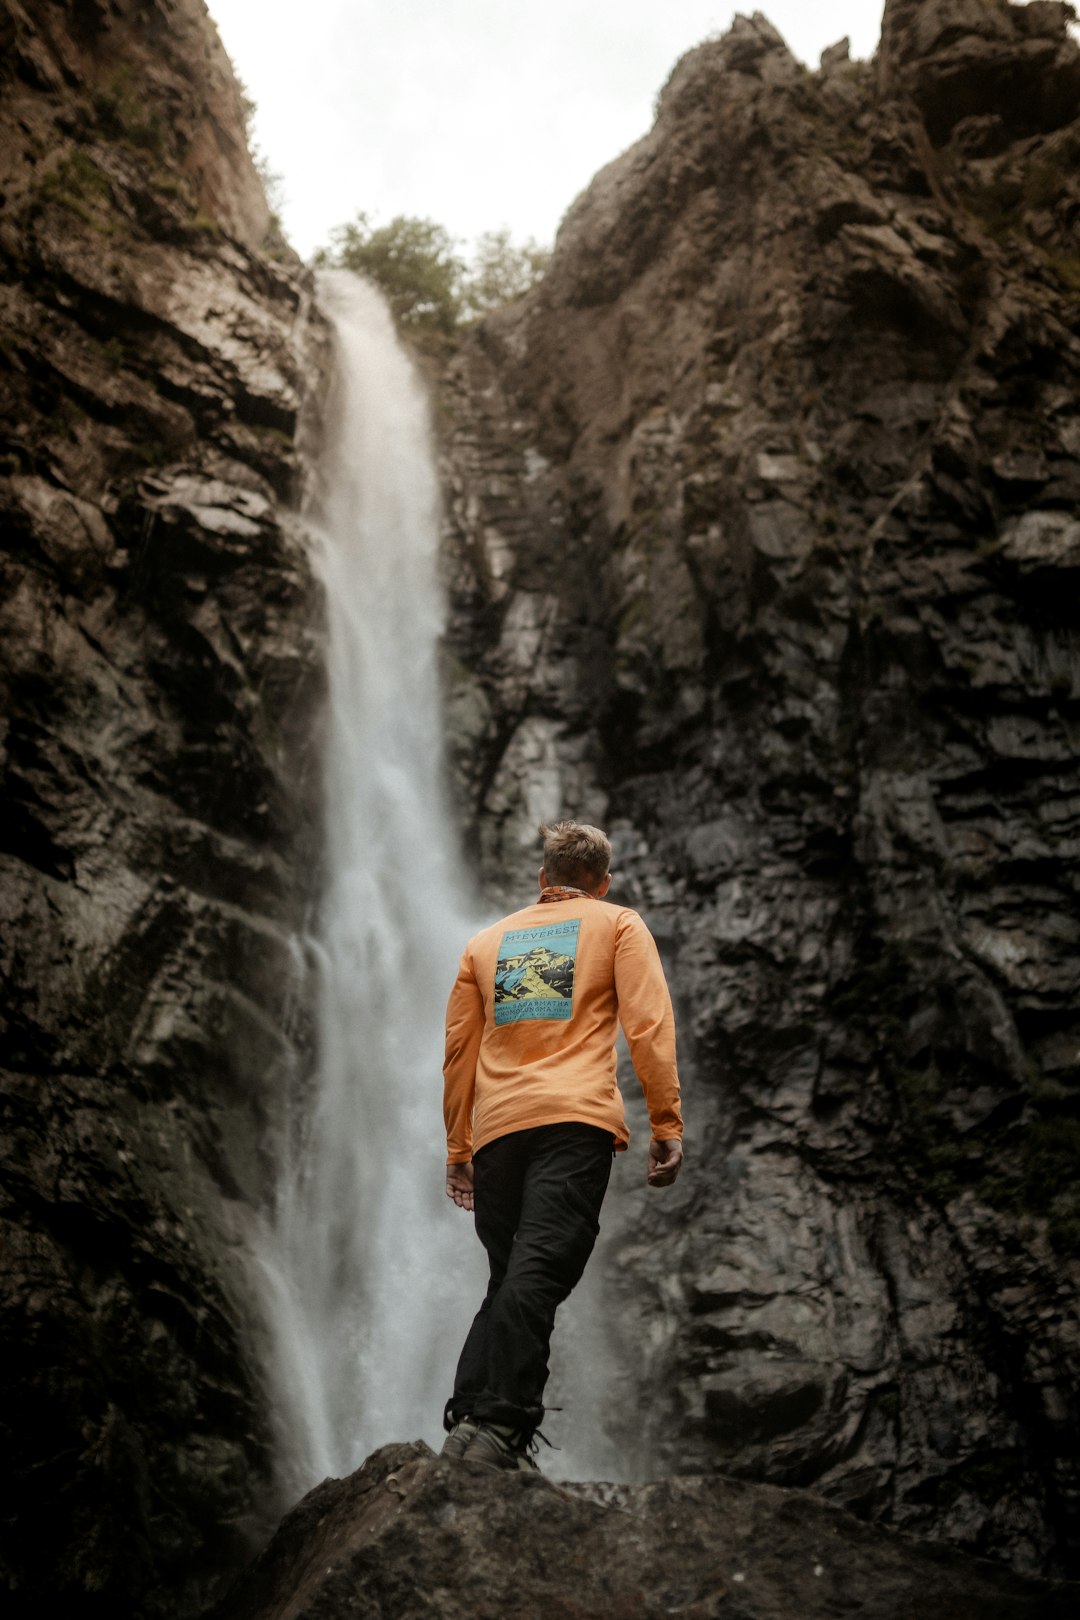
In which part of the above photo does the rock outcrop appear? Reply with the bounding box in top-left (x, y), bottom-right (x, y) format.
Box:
top-left (0, 2), bottom-right (322, 1615)
top-left (208, 1441), bottom-right (1079, 1620)
top-left (440, 0), bottom-right (1080, 1579)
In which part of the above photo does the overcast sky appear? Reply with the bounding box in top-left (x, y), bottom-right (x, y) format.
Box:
top-left (206, 2), bottom-right (889, 260)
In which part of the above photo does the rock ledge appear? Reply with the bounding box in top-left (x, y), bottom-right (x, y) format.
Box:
top-left (208, 1441), bottom-right (1077, 1620)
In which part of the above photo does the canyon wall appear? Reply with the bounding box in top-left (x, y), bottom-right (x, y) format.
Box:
top-left (440, 0), bottom-right (1080, 1579)
top-left (0, 2), bottom-right (321, 1613)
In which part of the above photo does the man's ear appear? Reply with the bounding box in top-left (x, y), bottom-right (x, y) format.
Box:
top-left (596, 873), bottom-right (612, 898)
top-left (538, 866), bottom-right (547, 890)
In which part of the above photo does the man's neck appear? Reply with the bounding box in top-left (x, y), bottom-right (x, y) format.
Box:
top-left (537, 884), bottom-right (595, 903)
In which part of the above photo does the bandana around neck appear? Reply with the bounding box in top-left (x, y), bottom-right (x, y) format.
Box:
top-left (538, 885), bottom-right (593, 903)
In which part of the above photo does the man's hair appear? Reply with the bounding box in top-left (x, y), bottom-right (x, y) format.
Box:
top-left (539, 820), bottom-right (612, 888)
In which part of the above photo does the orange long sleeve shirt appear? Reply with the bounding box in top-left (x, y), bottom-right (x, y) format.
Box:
top-left (443, 891), bottom-right (683, 1164)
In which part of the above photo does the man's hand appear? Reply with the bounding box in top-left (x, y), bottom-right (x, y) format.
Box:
top-left (446, 1160), bottom-right (475, 1211)
top-left (647, 1138), bottom-right (683, 1187)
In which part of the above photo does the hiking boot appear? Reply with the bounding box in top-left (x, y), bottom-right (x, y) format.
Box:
top-left (440, 1418), bottom-right (481, 1461)
top-left (462, 1421), bottom-right (541, 1473)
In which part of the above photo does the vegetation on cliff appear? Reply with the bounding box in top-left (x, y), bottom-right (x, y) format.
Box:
top-left (313, 213), bottom-right (548, 347)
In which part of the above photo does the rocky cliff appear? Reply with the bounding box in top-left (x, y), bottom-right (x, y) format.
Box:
top-left (0, 2), bottom-right (321, 1615)
top-left (440, 0), bottom-right (1080, 1580)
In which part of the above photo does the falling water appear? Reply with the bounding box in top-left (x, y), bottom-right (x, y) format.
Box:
top-left (254, 269), bottom-right (484, 1496)
top-left (253, 268), bottom-right (627, 1497)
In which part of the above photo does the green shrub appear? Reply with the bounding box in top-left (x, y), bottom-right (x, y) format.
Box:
top-left (314, 213), bottom-right (548, 344)
top-left (461, 229), bottom-right (548, 318)
top-left (315, 213), bottom-right (465, 337)
top-left (90, 67), bottom-right (165, 155)
top-left (35, 152), bottom-right (115, 233)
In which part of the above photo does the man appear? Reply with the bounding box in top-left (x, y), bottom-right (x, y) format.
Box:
top-left (440, 819), bottom-right (683, 1472)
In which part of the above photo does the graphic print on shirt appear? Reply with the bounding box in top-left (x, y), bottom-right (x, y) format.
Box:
top-left (493, 919), bottom-right (581, 1024)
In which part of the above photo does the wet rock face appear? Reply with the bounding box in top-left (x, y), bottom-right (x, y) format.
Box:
top-left (440, 0), bottom-right (1080, 1581)
top-left (208, 1441), bottom-right (1079, 1620)
top-left (0, 2), bottom-right (322, 1615)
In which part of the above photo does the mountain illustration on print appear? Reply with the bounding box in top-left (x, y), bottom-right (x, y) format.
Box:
top-left (494, 946), bottom-right (576, 1003)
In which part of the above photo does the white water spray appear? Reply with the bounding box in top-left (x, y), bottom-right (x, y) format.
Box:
top-left (254, 270), bottom-right (484, 1495)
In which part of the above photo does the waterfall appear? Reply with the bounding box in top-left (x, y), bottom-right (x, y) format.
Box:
top-left (254, 269), bottom-right (484, 1496)
top-left (254, 267), bottom-right (623, 1497)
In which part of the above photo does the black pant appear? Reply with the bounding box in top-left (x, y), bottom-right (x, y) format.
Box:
top-left (446, 1122), bottom-right (613, 1438)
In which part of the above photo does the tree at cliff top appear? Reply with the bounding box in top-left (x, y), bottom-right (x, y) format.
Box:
top-left (314, 212), bottom-right (548, 349)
